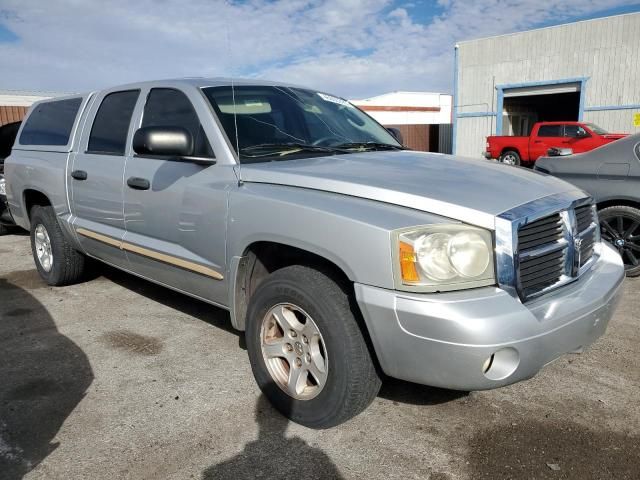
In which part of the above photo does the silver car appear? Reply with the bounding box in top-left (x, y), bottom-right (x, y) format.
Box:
top-left (5, 78), bottom-right (624, 428)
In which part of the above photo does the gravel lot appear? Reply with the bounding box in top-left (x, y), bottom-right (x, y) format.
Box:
top-left (1, 232), bottom-right (638, 480)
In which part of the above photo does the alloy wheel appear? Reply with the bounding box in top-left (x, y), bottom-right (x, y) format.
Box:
top-left (34, 224), bottom-right (54, 272)
top-left (260, 303), bottom-right (328, 400)
top-left (600, 215), bottom-right (640, 271)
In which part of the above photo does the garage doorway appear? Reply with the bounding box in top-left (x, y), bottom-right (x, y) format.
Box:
top-left (497, 80), bottom-right (585, 136)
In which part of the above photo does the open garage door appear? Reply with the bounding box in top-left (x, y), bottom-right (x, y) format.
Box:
top-left (502, 82), bottom-right (580, 136)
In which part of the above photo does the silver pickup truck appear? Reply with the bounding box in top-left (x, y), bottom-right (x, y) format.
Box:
top-left (5, 79), bottom-right (625, 428)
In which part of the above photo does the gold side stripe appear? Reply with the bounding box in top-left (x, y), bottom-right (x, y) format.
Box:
top-left (77, 228), bottom-right (123, 248)
top-left (76, 227), bottom-right (224, 280)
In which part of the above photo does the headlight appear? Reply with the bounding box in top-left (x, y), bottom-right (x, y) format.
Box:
top-left (0, 175), bottom-right (6, 196)
top-left (394, 224), bottom-right (495, 292)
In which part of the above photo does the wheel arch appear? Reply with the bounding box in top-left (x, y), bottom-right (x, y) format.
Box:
top-left (23, 189), bottom-right (53, 224)
top-left (500, 147), bottom-right (521, 157)
top-left (596, 198), bottom-right (640, 211)
top-left (230, 240), bottom-right (354, 332)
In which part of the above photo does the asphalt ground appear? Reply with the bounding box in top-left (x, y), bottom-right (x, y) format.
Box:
top-left (0, 232), bottom-right (638, 479)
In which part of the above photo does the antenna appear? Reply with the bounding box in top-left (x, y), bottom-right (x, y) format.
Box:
top-left (224, 1), bottom-right (242, 184)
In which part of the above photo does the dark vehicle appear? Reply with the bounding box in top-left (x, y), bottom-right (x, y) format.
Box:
top-left (0, 121), bottom-right (22, 234)
top-left (535, 133), bottom-right (640, 276)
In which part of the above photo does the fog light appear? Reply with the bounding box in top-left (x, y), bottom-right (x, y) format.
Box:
top-left (482, 347), bottom-right (520, 381)
top-left (482, 354), bottom-right (495, 373)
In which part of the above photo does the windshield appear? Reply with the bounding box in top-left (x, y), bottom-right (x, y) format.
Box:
top-left (584, 123), bottom-right (609, 135)
top-left (202, 86), bottom-right (402, 163)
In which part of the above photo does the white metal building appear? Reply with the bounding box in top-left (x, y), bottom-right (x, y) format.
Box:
top-left (351, 92), bottom-right (452, 152)
top-left (453, 12), bottom-right (640, 158)
top-left (351, 92), bottom-right (452, 125)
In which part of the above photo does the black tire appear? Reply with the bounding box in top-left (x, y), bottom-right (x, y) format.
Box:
top-left (245, 265), bottom-right (381, 428)
top-left (599, 205), bottom-right (640, 277)
top-left (30, 205), bottom-right (87, 285)
top-left (0, 223), bottom-right (8, 236)
top-left (499, 150), bottom-right (521, 166)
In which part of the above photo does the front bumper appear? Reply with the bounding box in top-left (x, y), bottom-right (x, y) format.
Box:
top-left (355, 242), bottom-right (624, 390)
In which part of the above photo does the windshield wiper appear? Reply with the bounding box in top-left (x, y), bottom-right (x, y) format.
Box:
top-left (240, 142), bottom-right (347, 158)
top-left (335, 142), bottom-right (407, 151)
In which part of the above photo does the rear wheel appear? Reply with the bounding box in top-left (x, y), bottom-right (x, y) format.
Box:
top-left (245, 265), bottom-right (381, 428)
top-left (599, 205), bottom-right (640, 277)
top-left (499, 150), bottom-right (521, 166)
top-left (30, 205), bottom-right (88, 285)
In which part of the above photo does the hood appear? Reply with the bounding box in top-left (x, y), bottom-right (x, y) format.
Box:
top-left (240, 151), bottom-right (581, 229)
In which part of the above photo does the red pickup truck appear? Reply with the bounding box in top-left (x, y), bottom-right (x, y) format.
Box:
top-left (485, 121), bottom-right (627, 166)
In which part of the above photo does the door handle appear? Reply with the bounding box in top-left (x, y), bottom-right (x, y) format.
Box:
top-left (71, 170), bottom-right (88, 180)
top-left (533, 140), bottom-right (542, 144)
top-left (127, 177), bottom-right (151, 190)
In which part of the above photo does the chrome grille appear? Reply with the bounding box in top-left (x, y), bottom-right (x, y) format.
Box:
top-left (496, 193), bottom-right (601, 302)
top-left (517, 213), bottom-right (567, 298)
top-left (575, 205), bottom-right (595, 233)
top-left (575, 205), bottom-right (597, 268)
top-left (579, 230), bottom-right (596, 267)
top-left (518, 213), bottom-right (564, 250)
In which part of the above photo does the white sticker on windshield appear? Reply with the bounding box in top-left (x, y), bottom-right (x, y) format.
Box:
top-left (318, 93), bottom-right (353, 108)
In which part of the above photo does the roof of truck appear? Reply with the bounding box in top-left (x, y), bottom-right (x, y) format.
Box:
top-left (31, 78), bottom-right (339, 106)
top-left (88, 77), bottom-right (312, 95)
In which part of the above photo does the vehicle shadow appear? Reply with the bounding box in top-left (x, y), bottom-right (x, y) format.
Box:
top-left (0, 278), bottom-right (94, 479)
top-left (201, 394), bottom-right (344, 480)
top-left (378, 377), bottom-right (468, 406)
top-left (99, 265), bottom-right (246, 349)
top-left (0, 227), bottom-right (28, 237)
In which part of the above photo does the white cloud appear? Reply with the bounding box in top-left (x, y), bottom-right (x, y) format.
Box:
top-left (0, 0), bottom-right (635, 97)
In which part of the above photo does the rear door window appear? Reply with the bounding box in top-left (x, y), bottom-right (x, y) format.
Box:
top-left (563, 125), bottom-right (588, 138)
top-left (537, 125), bottom-right (563, 137)
top-left (87, 90), bottom-right (140, 155)
top-left (19, 98), bottom-right (82, 146)
top-left (141, 88), bottom-right (213, 158)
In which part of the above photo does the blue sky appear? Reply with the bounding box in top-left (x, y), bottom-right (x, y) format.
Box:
top-left (0, 1), bottom-right (638, 98)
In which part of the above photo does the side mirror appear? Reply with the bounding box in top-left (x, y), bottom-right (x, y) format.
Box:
top-left (547, 147), bottom-right (573, 157)
top-left (132, 127), bottom-right (216, 164)
top-left (576, 130), bottom-right (589, 138)
top-left (133, 126), bottom-right (193, 157)
top-left (386, 127), bottom-right (404, 145)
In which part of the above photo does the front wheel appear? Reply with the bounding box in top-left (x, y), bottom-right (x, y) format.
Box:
top-left (599, 205), bottom-right (640, 277)
top-left (499, 150), bottom-right (521, 166)
top-left (245, 265), bottom-right (381, 428)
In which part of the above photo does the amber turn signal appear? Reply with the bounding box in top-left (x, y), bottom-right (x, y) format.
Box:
top-left (399, 241), bottom-right (419, 282)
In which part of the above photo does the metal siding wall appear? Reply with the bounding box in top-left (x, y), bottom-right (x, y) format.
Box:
top-left (0, 106), bottom-right (27, 126)
top-left (584, 111), bottom-right (640, 134)
top-left (455, 117), bottom-right (490, 159)
top-left (455, 13), bottom-right (640, 157)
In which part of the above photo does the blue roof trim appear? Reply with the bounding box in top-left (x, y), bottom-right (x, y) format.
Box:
top-left (584, 104), bottom-right (640, 112)
top-left (494, 77), bottom-right (590, 90)
top-left (457, 112), bottom-right (497, 118)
